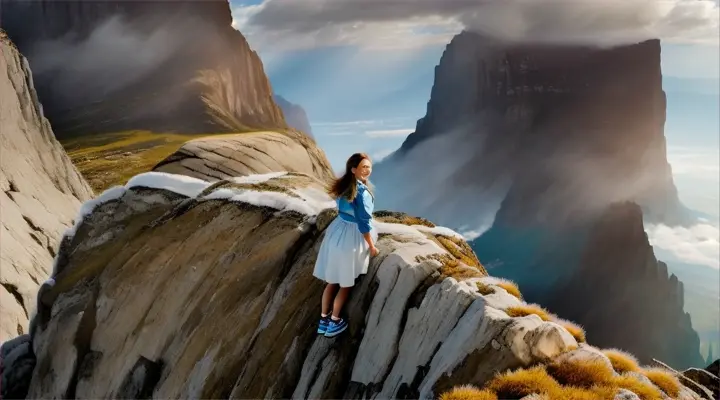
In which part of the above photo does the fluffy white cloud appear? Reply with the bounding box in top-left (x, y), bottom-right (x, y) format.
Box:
top-left (647, 222), bottom-right (720, 269)
top-left (233, 0), bottom-right (719, 51)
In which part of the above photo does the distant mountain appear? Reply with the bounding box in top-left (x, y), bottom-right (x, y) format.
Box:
top-left (0, 0), bottom-right (286, 137)
top-left (274, 95), bottom-right (313, 138)
top-left (372, 31), bottom-right (703, 369)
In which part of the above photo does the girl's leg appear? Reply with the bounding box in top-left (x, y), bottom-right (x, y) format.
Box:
top-left (321, 283), bottom-right (339, 316)
top-left (331, 287), bottom-right (352, 319)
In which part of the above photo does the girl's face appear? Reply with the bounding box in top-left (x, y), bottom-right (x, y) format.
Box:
top-left (352, 158), bottom-right (372, 181)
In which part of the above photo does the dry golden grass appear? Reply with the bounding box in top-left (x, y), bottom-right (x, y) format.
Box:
top-left (435, 235), bottom-right (486, 274)
top-left (479, 362), bottom-right (669, 400)
top-left (486, 366), bottom-right (561, 398)
top-left (613, 374), bottom-right (663, 400)
top-left (553, 318), bottom-right (587, 343)
top-left (545, 358), bottom-right (615, 388)
top-left (416, 254), bottom-right (485, 282)
top-left (62, 130), bottom-right (215, 192)
top-left (438, 385), bottom-right (498, 400)
top-left (642, 368), bottom-right (681, 398)
top-left (602, 349), bottom-right (640, 373)
top-left (505, 304), bottom-right (554, 322)
top-left (373, 210), bottom-right (436, 227)
top-left (494, 281), bottom-right (523, 300)
top-left (475, 282), bottom-right (496, 295)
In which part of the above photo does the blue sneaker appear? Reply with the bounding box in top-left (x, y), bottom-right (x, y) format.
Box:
top-left (324, 318), bottom-right (348, 338)
top-left (317, 316), bottom-right (330, 334)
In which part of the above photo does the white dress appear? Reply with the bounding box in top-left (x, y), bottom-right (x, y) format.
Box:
top-left (313, 182), bottom-right (378, 288)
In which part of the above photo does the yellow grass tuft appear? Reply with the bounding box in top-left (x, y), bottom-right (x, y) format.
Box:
top-left (556, 385), bottom-right (617, 399)
top-left (438, 385), bottom-right (498, 400)
top-left (505, 304), bottom-right (554, 322)
top-left (494, 280), bottom-right (523, 300)
top-left (435, 235), bottom-right (485, 272)
top-left (553, 318), bottom-right (586, 343)
top-left (602, 348), bottom-right (640, 373)
top-left (416, 254), bottom-right (486, 282)
top-left (486, 366), bottom-right (560, 398)
top-left (613, 374), bottom-right (663, 400)
top-left (373, 210), bottom-right (436, 227)
top-left (475, 282), bottom-right (496, 295)
top-left (545, 358), bottom-right (616, 388)
top-left (642, 368), bottom-right (681, 398)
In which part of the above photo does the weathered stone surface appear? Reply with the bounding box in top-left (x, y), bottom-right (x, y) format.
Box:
top-left (153, 130), bottom-right (335, 184)
top-left (682, 367), bottom-right (720, 399)
top-left (0, 334), bottom-right (35, 399)
top-left (615, 388), bottom-right (641, 399)
top-left (15, 169), bottom-right (593, 400)
top-left (0, 33), bottom-right (92, 343)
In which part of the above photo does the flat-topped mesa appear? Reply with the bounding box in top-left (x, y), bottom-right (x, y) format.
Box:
top-left (373, 31), bottom-right (687, 234)
top-left (0, 32), bottom-right (92, 344)
top-left (0, 0), bottom-right (287, 137)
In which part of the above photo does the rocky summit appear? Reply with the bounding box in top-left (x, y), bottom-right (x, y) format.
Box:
top-left (0, 32), bottom-right (93, 343)
top-left (0, 164), bottom-right (716, 399)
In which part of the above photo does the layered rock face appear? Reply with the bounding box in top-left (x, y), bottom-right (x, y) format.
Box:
top-left (0, 33), bottom-right (93, 343)
top-left (373, 31), bottom-right (687, 234)
top-left (6, 170), bottom-right (579, 399)
top-left (152, 130), bottom-right (334, 184)
top-left (546, 202), bottom-right (704, 369)
top-left (0, 0), bottom-right (286, 137)
top-left (275, 95), bottom-right (314, 139)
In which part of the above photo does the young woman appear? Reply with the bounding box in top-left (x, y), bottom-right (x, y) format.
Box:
top-left (313, 153), bottom-right (379, 337)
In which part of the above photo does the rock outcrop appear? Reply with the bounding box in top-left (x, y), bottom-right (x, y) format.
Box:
top-left (0, 128), bottom-right (710, 399)
top-left (0, 0), bottom-right (287, 137)
top-left (0, 32), bottom-right (93, 343)
top-left (275, 94), bottom-right (314, 139)
top-left (152, 130), bottom-right (335, 184)
top-left (546, 202), bottom-right (705, 369)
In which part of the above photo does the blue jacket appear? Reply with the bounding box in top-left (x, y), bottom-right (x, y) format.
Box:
top-left (337, 181), bottom-right (374, 234)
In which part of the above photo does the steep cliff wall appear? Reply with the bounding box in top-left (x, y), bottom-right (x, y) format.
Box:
top-left (373, 31), bottom-right (688, 232)
top-left (0, 33), bottom-right (93, 343)
top-left (545, 202), bottom-right (704, 369)
top-left (0, 0), bottom-right (287, 137)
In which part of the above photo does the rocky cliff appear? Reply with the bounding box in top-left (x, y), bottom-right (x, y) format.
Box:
top-left (275, 95), bottom-right (314, 139)
top-left (0, 33), bottom-right (93, 343)
top-left (0, 0), bottom-right (287, 137)
top-left (373, 31), bottom-right (688, 233)
top-left (1, 164), bottom-right (714, 399)
top-left (545, 202), bottom-right (705, 369)
top-left (372, 31), bottom-right (703, 369)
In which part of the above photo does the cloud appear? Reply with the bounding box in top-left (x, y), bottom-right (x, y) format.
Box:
top-left (233, 0), bottom-right (720, 51)
top-left (365, 128), bottom-right (415, 137)
top-left (646, 222), bottom-right (720, 269)
top-left (372, 148), bottom-right (395, 161)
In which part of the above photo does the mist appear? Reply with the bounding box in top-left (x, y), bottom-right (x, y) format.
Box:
top-left (25, 15), bottom-right (186, 103)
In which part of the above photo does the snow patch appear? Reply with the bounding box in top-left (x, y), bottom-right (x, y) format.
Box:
top-left (375, 221), bottom-right (427, 239)
top-left (203, 187), bottom-right (331, 216)
top-left (126, 171), bottom-right (210, 198)
top-left (230, 171), bottom-right (288, 185)
top-left (414, 225), bottom-right (465, 240)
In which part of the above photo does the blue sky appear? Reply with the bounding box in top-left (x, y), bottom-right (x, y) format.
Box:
top-left (230, 0), bottom-right (719, 271)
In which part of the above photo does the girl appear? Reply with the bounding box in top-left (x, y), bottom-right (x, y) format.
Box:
top-left (313, 153), bottom-right (379, 337)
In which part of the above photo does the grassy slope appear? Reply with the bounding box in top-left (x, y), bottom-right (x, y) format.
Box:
top-left (61, 130), bottom-right (212, 193)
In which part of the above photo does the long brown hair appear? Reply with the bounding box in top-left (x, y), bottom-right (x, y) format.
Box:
top-left (328, 153), bottom-right (373, 201)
